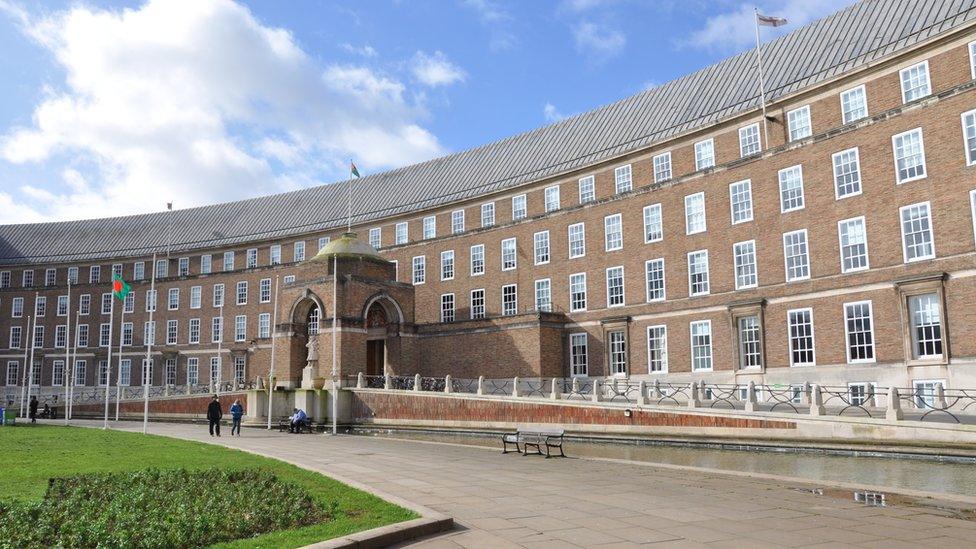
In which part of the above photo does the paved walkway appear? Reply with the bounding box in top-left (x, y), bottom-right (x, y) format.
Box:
top-left (70, 421), bottom-right (976, 548)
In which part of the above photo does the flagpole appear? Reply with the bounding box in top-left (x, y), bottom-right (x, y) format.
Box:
top-left (143, 253), bottom-right (157, 434)
top-left (102, 286), bottom-right (115, 429)
top-left (346, 162), bottom-right (353, 232)
top-left (331, 252), bottom-right (338, 436)
top-left (216, 303), bottom-right (224, 395)
top-left (63, 280), bottom-right (71, 425)
top-left (19, 315), bottom-right (32, 418)
top-left (68, 310), bottom-right (79, 420)
top-left (267, 275), bottom-right (280, 429)
top-left (115, 306), bottom-right (125, 421)
top-left (755, 8), bottom-right (771, 149)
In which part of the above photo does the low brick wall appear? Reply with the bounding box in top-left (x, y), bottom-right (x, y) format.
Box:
top-left (349, 391), bottom-right (794, 430)
top-left (70, 393), bottom-right (246, 419)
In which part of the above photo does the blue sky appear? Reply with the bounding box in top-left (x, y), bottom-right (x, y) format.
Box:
top-left (0, 0), bottom-right (854, 224)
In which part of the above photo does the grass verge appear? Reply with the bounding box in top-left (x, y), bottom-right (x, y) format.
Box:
top-left (0, 425), bottom-right (417, 548)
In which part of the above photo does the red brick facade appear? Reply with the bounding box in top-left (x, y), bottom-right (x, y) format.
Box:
top-left (3, 25), bottom-right (976, 396)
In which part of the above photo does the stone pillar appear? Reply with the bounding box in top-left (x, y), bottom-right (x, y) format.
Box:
top-left (384, 374), bottom-right (391, 390)
top-left (572, 377), bottom-right (580, 395)
top-left (413, 373), bottom-right (421, 392)
top-left (886, 387), bottom-right (904, 421)
top-left (638, 380), bottom-right (648, 406)
top-left (687, 381), bottom-right (700, 409)
top-left (809, 384), bottom-right (825, 416)
top-left (186, 384), bottom-right (192, 396)
top-left (477, 375), bottom-right (485, 396)
top-left (745, 381), bottom-right (758, 412)
top-left (550, 378), bottom-right (561, 400)
top-left (651, 379), bottom-right (662, 400)
top-left (164, 384), bottom-right (171, 397)
top-left (935, 384), bottom-right (946, 409)
top-left (591, 379), bottom-right (602, 403)
top-left (444, 375), bottom-right (452, 394)
top-left (357, 372), bottom-right (365, 389)
top-left (866, 385), bottom-right (877, 408)
top-left (800, 381), bottom-right (811, 406)
top-left (512, 377), bottom-right (521, 397)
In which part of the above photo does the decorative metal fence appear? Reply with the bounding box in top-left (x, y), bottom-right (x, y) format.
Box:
top-left (343, 375), bottom-right (976, 425)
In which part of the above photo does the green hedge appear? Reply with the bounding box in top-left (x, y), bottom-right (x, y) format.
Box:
top-left (0, 468), bottom-right (329, 548)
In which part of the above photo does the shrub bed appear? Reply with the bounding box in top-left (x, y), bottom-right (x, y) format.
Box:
top-left (0, 468), bottom-right (329, 548)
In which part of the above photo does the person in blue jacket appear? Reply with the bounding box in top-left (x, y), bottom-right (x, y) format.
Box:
top-left (230, 399), bottom-right (245, 436)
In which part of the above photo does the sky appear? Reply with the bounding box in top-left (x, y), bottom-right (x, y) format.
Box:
top-left (0, 0), bottom-right (856, 225)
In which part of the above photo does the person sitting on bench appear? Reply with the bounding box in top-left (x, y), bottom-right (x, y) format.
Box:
top-left (288, 408), bottom-right (307, 433)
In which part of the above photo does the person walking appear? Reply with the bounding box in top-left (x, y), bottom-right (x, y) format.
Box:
top-left (28, 396), bottom-right (39, 424)
top-left (229, 399), bottom-right (244, 436)
top-left (206, 395), bottom-right (223, 437)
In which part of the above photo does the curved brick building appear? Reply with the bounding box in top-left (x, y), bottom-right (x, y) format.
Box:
top-left (3, 0), bottom-right (976, 405)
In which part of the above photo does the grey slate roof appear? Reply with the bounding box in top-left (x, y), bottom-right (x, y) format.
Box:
top-left (2, 0), bottom-right (975, 265)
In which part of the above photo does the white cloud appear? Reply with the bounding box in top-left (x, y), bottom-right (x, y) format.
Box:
top-left (572, 21), bottom-right (625, 60)
top-left (687, 0), bottom-right (855, 51)
top-left (410, 51), bottom-right (467, 87)
top-left (340, 42), bottom-right (377, 57)
top-left (543, 103), bottom-right (566, 123)
top-left (0, 0), bottom-right (447, 224)
top-left (461, 0), bottom-right (517, 52)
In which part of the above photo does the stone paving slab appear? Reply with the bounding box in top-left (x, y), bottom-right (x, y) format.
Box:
top-left (67, 421), bottom-right (976, 548)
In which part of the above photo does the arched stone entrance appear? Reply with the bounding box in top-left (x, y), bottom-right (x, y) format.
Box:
top-left (362, 294), bottom-right (403, 377)
top-left (287, 293), bottom-right (325, 386)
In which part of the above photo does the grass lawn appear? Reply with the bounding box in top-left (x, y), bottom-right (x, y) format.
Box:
top-left (0, 425), bottom-right (416, 548)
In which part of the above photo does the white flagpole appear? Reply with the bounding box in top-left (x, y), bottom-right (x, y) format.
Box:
top-left (216, 303), bottom-right (224, 395)
top-left (347, 162), bottom-right (353, 232)
top-left (115, 306), bottom-right (126, 421)
top-left (331, 253), bottom-right (338, 436)
top-left (68, 310), bottom-right (79, 420)
top-left (102, 287), bottom-right (115, 429)
top-left (754, 8), bottom-right (771, 149)
top-left (63, 280), bottom-right (71, 425)
top-left (143, 253), bottom-right (157, 434)
top-left (19, 314), bottom-right (32, 418)
top-left (267, 275), bottom-right (280, 429)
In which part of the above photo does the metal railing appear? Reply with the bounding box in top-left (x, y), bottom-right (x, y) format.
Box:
top-left (344, 375), bottom-right (976, 425)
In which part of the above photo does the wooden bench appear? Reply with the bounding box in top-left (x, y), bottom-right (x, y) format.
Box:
top-left (502, 426), bottom-right (566, 458)
top-left (277, 416), bottom-right (314, 433)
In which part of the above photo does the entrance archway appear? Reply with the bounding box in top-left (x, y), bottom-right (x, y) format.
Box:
top-left (361, 294), bottom-right (403, 377)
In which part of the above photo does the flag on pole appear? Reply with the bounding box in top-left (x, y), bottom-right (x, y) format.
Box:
top-left (350, 161), bottom-right (361, 178)
top-left (112, 274), bottom-right (131, 301)
top-left (757, 13), bottom-right (788, 27)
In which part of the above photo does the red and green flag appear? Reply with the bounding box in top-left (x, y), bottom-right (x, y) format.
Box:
top-left (112, 273), bottom-right (131, 301)
top-left (350, 161), bottom-right (360, 178)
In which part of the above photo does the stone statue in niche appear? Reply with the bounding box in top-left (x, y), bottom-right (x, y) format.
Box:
top-left (306, 335), bottom-right (319, 364)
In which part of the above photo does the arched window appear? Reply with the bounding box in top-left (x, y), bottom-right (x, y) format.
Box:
top-left (307, 306), bottom-right (319, 335)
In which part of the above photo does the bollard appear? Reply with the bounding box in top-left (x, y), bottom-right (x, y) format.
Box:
top-left (687, 381), bottom-right (700, 408)
top-left (801, 381), bottom-right (811, 406)
top-left (413, 373), bottom-right (421, 392)
top-left (572, 377), bottom-right (580, 395)
top-left (357, 372), bottom-right (365, 389)
top-left (550, 378), bottom-right (561, 400)
top-left (444, 375), bottom-right (452, 394)
top-left (477, 375), bottom-right (485, 395)
top-left (809, 384), bottom-right (825, 416)
top-left (745, 381), bottom-right (757, 412)
top-left (886, 386), bottom-right (904, 421)
top-left (512, 377), bottom-right (521, 397)
top-left (384, 373), bottom-right (391, 390)
top-left (592, 378), bottom-right (602, 403)
top-left (638, 380), bottom-right (648, 406)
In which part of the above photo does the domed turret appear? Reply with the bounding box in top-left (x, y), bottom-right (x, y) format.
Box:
top-left (308, 232), bottom-right (384, 263)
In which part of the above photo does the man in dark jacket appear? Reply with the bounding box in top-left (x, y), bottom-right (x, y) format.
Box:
top-left (206, 395), bottom-right (222, 437)
top-left (28, 396), bottom-right (38, 424)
